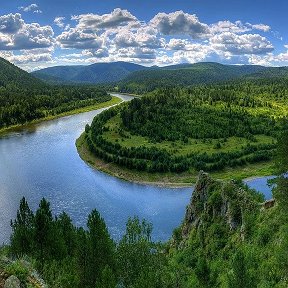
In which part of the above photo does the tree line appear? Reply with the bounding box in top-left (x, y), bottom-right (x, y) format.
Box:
top-left (84, 83), bottom-right (284, 173)
top-left (0, 85), bottom-right (111, 129)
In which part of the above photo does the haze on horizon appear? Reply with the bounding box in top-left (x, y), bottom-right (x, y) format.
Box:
top-left (0, 0), bottom-right (287, 71)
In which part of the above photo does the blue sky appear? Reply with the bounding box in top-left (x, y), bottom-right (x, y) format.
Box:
top-left (1, 0), bottom-right (287, 70)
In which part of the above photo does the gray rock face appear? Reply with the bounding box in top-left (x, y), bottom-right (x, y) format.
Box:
top-left (180, 171), bottom-right (258, 242)
top-left (4, 275), bottom-right (21, 288)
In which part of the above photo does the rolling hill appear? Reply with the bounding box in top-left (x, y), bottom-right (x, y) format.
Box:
top-left (32, 61), bottom-right (288, 89)
top-left (0, 57), bottom-right (43, 87)
top-left (0, 57), bottom-right (110, 130)
top-left (32, 61), bottom-right (149, 84)
top-left (118, 62), bottom-right (285, 93)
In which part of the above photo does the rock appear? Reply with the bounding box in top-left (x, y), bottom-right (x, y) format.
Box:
top-left (262, 199), bottom-right (275, 209)
top-left (4, 275), bottom-right (20, 288)
top-left (178, 171), bottom-right (260, 244)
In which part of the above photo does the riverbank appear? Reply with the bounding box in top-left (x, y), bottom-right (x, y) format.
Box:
top-left (0, 96), bottom-right (122, 136)
top-left (76, 132), bottom-right (275, 187)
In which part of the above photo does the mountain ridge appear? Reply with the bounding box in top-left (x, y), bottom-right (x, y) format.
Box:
top-left (32, 61), bottom-right (288, 86)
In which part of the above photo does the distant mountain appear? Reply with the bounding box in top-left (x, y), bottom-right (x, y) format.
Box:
top-left (118, 62), bottom-right (288, 93)
top-left (119, 62), bottom-right (266, 88)
top-left (241, 66), bottom-right (288, 80)
top-left (32, 62), bottom-right (149, 84)
top-left (32, 61), bottom-right (288, 88)
top-left (0, 57), bottom-right (43, 87)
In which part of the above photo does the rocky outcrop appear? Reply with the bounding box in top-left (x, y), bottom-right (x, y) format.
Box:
top-left (180, 171), bottom-right (259, 242)
top-left (4, 276), bottom-right (20, 288)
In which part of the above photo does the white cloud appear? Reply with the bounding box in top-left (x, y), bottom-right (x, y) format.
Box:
top-left (114, 26), bottom-right (164, 49)
top-left (117, 47), bottom-right (156, 60)
top-left (210, 21), bottom-right (250, 34)
top-left (9, 53), bottom-right (52, 64)
top-left (56, 28), bottom-right (103, 49)
top-left (210, 21), bottom-right (271, 34)
top-left (54, 17), bottom-right (66, 29)
top-left (249, 23), bottom-right (271, 32)
top-left (72, 8), bottom-right (139, 30)
top-left (0, 16), bottom-right (54, 51)
top-left (150, 11), bottom-right (210, 39)
top-left (0, 9), bottom-right (277, 68)
top-left (0, 13), bottom-right (24, 34)
top-left (19, 4), bottom-right (42, 14)
top-left (210, 32), bottom-right (274, 55)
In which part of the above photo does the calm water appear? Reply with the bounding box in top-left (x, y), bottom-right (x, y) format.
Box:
top-left (0, 94), bottom-right (273, 244)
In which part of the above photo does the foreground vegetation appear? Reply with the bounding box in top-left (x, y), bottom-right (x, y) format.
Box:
top-left (3, 125), bottom-right (288, 287)
top-left (80, 81), bottom-right (288, 182)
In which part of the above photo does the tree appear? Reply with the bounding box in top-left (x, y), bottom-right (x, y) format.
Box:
top-left (274, 120), bottom-right (288, 208)
top-left (34, 198), bottom-right (53, 270)
top-left (86, 209), bottom-right (115, 287)
top-left (117, 217), bottom-right (165, 287)
top-left (10, 197), bottom-right (34, 256)
top-left (95, 265), bottom-right (116, 288)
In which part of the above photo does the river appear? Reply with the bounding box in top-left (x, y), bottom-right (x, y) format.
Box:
top-left (0, 94), bottom-right (273, 244)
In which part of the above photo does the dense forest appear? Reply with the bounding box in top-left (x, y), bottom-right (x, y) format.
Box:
top-left (83, 81), bottom-right (288, 174)
top-left (0, 57), bottom-right (111, 130)
top-left (1, 125), bottom-right (287, 287)
top-left (117, 63), bottom-right (288, 94)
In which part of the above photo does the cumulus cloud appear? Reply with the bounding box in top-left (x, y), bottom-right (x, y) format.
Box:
top-left (210, 21), bottom-right (271, 34)
top-left (166, 39), bottom-right (187, 50)
top-left (19, 4), bottom-right (42, 14)
top-left (56, 28), bottom-right (103, 49)
top-left (9, 53), bottom-right (52, 64)
top-left (12, 23), bottom-right (54, 50)
top-left (83, 48), bottom-right (109, 58)
top-left (249, 23), bottom-right (271, 32)
top-left (54, 17), bottom-right (66, 29)
top-left (0, 14), bottom-right (54, 51)
top-left (72, 8), bottom-right (139, 30)
top-left (249, 47), bottom-right (288, 66)
top-left (0, 9), bottom-right (278, 68)
top-left (150, 11), bottom-right (209, 38)
top-left (0, 13), bottom-right (24, 34)
top-left (210, 32), bottom-right (274, 55)
top-left (117, 47), bottom-right (156, 60)
top-left (114, 26), bottom-right (164, 49)
top-left (210, 21), bottom-right (250, 34)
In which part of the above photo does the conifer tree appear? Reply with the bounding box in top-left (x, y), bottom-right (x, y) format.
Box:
top-left (10, 197), bottom-right (34, 256)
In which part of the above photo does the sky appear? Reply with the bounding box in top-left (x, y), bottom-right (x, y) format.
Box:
top-left (0, 0), bottom-right (288, 71)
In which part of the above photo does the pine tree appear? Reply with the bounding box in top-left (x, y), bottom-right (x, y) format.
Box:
top-left (87, 209), bottom-right (115, 287)
top-left (10, 197), bottom-right (34, 256)
top-left (274, 120), bottom-right (288, 208)
top-left (34, 198), bottom-right (53, 270)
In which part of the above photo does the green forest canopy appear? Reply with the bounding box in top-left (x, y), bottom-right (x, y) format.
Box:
top-left (84, 81), bottom-right (288, 174)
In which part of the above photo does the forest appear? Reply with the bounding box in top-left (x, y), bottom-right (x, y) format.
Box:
top-left (84, 80), bottom-right (288, 174)
top-left (2, 126), bottom-right (288, 287)
top-left (117, 63), bottom-right (288, 94)
top-left (0, 85), bottom-right (111, 129)
top-left (0, 57), bottom-right (111, 130)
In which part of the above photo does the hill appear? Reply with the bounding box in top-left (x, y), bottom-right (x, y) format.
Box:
top-left (0, 57), bottom-right (111, 131)
top-left (118, 62), bottom-right (285, 93)
top-left (0, 57), bottom-right (43, 88)
top-left (32, 61), bottom-right (288, 89)
top-left (32, 61), bottom-right (149, 84)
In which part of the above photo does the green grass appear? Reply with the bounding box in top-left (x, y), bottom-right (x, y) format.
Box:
top-left (0, 96), bottom-right (122, 136)
top-left (76, 132), bottom-right (275, 187)
top-left (103, 114), bottom-right (275, 156)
